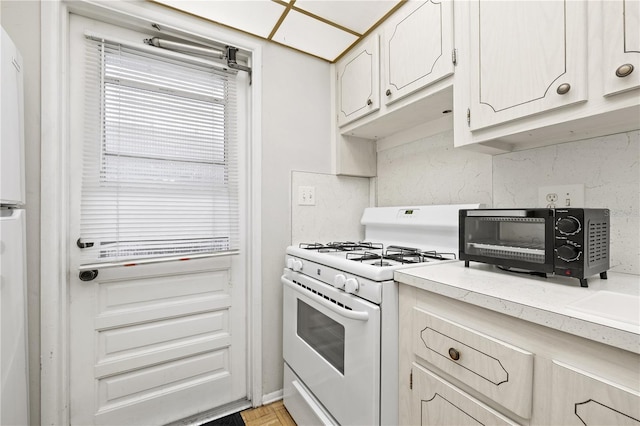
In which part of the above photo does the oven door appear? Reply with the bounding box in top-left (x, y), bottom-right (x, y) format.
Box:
top-left (282, 270), bottom-right (381, 426)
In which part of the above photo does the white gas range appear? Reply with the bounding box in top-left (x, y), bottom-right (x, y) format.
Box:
top-left (282, 204), bottom-right (481, 425)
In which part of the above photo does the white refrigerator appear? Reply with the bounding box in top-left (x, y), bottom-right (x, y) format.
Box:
top-left (1, 26), bottom-right (30, 426)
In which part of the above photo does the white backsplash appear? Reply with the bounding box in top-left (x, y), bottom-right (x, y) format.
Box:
top-left (376, 130), bottom-right (640, 275)
top-left (376, 130), bottom-right (493, 207)
top-left (291, 171), bottom-right (370, 245)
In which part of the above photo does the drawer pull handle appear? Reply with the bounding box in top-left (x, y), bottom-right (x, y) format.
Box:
top-left (448, 347), bottom-right (460, 361)
top-left (366, 98), bottom-right (372, 106)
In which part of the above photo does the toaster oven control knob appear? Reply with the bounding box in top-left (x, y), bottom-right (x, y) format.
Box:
top-left (345, 278), bottom-right (359, 294)
top-left (557, 216), bottom-right (581, 235)
top-left (556, 244), bottom-right (581, 262)
top-left (333, 274), bottom-right (347, 289)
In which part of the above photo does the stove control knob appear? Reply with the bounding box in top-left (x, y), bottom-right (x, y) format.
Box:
top-left (345, 277), bottom-right (359, 294)
top-left (287, 257), bottom-right (303, 271)
top-left (333, 274), bottom-right (347, 289)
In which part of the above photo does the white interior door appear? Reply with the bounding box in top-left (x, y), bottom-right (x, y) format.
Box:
top-left (67, 14), bottom-right (247, 425)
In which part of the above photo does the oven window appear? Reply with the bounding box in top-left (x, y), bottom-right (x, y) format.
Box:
top-left (297, 300), bottom-right (345, 375)
top-left (464, 216), bottom-right (546, 264)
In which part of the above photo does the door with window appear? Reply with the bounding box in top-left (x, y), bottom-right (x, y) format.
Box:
top-left (67, 14), bottom-right (248, 425)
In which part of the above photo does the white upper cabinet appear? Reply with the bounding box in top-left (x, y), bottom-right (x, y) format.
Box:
top-left (602, 0), bottom-right (640, 96)
top-left (454, 0), bottom-right (639, 153)
top-left (336, 36), bottom-right (380, 127)
top-left (468, 1), bottom-right (588, 131)
top-left (382, 0), bottom-right (454, 105)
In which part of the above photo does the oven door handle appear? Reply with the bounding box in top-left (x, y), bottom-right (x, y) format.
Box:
top-left (281, 275), bottom-right (370, 322)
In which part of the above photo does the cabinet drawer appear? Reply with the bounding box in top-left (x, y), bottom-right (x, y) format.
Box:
top-left (412, 307), bottom-right (533, 418)
top-left (551, 360), bottom-right (640, 425)
top-left (411, 363), bottom-right (519, 426)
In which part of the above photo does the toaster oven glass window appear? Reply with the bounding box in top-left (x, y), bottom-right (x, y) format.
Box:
top-left (464, 217), bottom-right (546, 264)
top-left (297, 300), bottom-right (345, 374)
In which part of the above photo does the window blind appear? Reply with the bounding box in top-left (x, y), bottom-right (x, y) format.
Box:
top-left (79, 36), bottom-right (239, 266)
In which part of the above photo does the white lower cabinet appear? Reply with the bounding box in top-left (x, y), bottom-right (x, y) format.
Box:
top-left (551, 361), bottom-right (640, 425)
top-left (411, 308), bottom-right (533, 418)
top-left (411, 363), bottom-right (519, 426)
top-left (399, 283), bottom-right (640, 426)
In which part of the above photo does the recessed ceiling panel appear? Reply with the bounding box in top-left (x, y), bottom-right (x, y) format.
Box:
top-left (272, 9), bottom-right (358, 61)
top-left (153, 0), bottom-right (286, 38)
top-left (294, 0), bottom-right (402, 34)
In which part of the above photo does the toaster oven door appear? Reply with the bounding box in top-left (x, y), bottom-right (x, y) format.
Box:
top-left (459, 209), bottom-right (555, 272)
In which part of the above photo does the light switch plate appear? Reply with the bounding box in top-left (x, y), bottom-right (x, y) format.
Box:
top-left (298, 186), bottom-right (316, 206)
top-left (538, 184), bottom-right (585, 208)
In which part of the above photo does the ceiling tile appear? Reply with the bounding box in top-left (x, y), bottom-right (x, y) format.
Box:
top-left (271, 9), bottom-right (358, 61)
top-left (294, 0), bottom-right (401, 34)
top-left (153, 0), bottom-right (286, 38)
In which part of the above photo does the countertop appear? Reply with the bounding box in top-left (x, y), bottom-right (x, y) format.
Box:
top-left (394, 261), bottom-right (640, 354)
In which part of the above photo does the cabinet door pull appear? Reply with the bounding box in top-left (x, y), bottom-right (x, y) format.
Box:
top-left (367, 98), bottom-right (372, 106)
top-left (448, 347), bottom-right (460, 361)
top-left (385, 89), bottom-right (392, 96)
top-left (556, 83), bottom-right (571, 95)
top-left (616, 63), bottom-right (634, 78)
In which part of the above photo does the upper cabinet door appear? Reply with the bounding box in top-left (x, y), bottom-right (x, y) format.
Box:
top-left (468, 1), bottom-right (588, 131)
top-left (337, 36), bottom-right (380, 127)
top-left (382, 0), bottom-right (454, 105)
top-left (602, 0), bottom-right (640, 96)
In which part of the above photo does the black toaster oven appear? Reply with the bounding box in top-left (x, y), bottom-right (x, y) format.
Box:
top-left (459, 208), bottom-right (610, 287)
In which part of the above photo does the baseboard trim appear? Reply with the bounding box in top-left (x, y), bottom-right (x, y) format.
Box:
top-left (261, 389), bottom-right (283, 405)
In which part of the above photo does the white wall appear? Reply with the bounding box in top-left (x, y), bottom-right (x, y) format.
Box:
top-left (1, 2), bottom-right (41, 423)
top-left (261, 43), bottom-right (332, 394)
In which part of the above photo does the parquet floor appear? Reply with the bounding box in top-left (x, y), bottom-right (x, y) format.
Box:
top-left (240, 400), bottom-right (296, 426)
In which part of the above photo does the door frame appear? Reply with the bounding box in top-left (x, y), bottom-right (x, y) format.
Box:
top-left (40, 1), bottom-right (263, 424)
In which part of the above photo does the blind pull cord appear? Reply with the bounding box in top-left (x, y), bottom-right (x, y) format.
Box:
top-left (145, 37), bottom-right (252, 84)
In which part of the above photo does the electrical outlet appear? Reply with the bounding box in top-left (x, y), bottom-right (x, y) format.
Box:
top-left (298, 186), bottom-right (316, 206)
top-left (538, 184), bottom-right (585, 208)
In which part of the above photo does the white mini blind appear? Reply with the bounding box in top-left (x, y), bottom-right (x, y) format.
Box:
top-left (79, 36), bottom-right (239, 265)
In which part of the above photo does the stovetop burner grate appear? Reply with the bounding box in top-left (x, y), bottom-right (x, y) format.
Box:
top-left (299, 241), bottom-right (384, 252)
top-left (341, 245), bottom-right (457, 266)
top-left (297, 242), bottom-right (456, 267)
